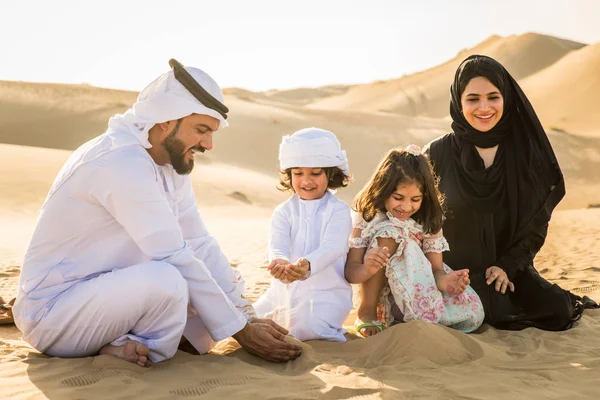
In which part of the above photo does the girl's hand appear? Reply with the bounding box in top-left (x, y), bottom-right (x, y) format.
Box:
top-left (364, 246), bottom-right (390, 276)
top-left (485, 266), bottom-right (515, 294)
top-left (285, 258), bottom-right (310, 283)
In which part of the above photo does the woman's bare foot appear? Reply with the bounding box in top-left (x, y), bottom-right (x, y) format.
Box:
top-left (436, 269), bottom-right (470, 295)
top-left (99, 340), bottom-right (151, 368)
top-left (356, 307), bottom-right (382, 337)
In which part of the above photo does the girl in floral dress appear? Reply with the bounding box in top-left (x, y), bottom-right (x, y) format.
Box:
top-left (345, 145), bottom-right (484, 337)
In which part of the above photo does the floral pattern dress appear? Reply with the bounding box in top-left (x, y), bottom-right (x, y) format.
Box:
top-left (350, 212), bottom-right (485, 333)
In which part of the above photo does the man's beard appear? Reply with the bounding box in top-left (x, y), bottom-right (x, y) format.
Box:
top-left (162, 120), bottom-right (206, 175)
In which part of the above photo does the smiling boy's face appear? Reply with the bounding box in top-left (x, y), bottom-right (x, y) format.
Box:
top-left (290, 167), bottom-right (328, 200)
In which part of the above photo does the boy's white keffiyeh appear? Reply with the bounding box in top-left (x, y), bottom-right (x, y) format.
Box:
top-left (279, 127), bottom-right (349, 174)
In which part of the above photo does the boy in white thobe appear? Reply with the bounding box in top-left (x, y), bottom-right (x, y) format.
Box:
top-left (12, 60), bottom-right (301, 365)
top-left (254, 128), bottom-right (353, 341)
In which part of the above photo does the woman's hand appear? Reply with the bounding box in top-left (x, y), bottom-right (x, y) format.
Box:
top-left (485, 266), bottom-right (515, 294)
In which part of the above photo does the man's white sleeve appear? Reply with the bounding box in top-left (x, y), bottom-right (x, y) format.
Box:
top-left (90, 153), bottom-right (247, 340)
top-left (177, 178), bottom-right (256, 321)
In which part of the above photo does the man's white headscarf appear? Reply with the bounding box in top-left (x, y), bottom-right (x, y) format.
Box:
top-left (279, 128), bottom-right (349, 174)
top-left (42, 63), bottom-right (228, 206)
top-left (108, 65), bottom-right (229, 148)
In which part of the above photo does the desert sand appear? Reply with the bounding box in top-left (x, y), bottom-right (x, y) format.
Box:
top-left (1, 32), bottom-right (600, 399)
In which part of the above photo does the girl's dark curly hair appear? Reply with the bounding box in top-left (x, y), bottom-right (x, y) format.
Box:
top-left (353, 147), bottom-right (444, 234)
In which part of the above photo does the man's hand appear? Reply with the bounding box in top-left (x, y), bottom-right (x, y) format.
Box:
top-left (485, 266), bottom-right (515, 294)
top-left (232, 320), bottom-right (302, 362)
top-left (284, 258), bottom-right (310, 283)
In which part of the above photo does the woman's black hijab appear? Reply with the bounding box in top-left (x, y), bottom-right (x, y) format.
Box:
top-left (448, 54), bottom-right (565, 252)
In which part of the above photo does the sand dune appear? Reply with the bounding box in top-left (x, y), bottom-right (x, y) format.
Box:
top-left (0, 80), bottom-right (136, 150)
top-left (306, 33), bottom-right (585, 118)
top-left (2, 80), bottom-right (599, 209)
top-left (522, 42), bottom-right (600, 137)
top-left (225, 84), bottom-right (353, 106)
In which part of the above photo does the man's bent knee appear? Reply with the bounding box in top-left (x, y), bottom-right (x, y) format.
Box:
top-left (135, 262), bottom-right (188, 302)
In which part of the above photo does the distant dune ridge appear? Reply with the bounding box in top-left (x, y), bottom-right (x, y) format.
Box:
top-left (306, 33), bottom-right (586, 118)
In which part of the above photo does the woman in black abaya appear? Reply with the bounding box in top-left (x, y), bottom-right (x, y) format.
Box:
top-left (424, 55), bottom-right (597, 331)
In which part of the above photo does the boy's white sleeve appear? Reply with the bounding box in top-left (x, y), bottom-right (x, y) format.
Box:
top-left (304, 202), bottom-right (352, 276)
top-left (268, 205), bottom-right (292, 262)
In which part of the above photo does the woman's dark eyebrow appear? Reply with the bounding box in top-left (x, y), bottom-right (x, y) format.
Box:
top-left (465, 91), bottom-right (501, 97)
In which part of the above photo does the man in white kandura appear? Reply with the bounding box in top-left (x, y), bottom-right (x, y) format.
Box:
top-left (12, 59), bottom-right (302, 367)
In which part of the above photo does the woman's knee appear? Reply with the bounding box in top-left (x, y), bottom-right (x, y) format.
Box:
top-left (551, 289), bottom-right (577, 327)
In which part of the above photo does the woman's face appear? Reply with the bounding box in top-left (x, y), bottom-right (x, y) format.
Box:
top-left (460, 76), bottom-right (504, 132)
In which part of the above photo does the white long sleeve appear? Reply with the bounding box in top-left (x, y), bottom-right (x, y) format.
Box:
top-left (304, 202), bottom-right (352, 277)
top-left (89, 151), bottom-right (246, 341)
top-left (268, 205), bottom-right (292, 262)
top-left (176, 176), bottom-right (256, 321)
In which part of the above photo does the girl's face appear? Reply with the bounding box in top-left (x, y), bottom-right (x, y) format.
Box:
top-left (291, 167), bottom-right (328, 200)
top-left (460, 76), bottom-right (504, 132)
top-left (384, 182), bottom-right (423, 220)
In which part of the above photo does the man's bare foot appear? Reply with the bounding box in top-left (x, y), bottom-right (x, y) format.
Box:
top-left (0, 297), bottom-right (15, 326)
top-left (436, 269), bottom-right (470, 295)
top-left (99, 340), bottom-right (151, 368)
top-left (356, 307), bottom-right (382, 337)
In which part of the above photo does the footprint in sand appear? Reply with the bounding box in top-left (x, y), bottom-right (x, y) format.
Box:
top-left (0, 265), bottom-right (20, 278)
top-left (61, 370), bottom-right (124, 387)
top-left (574, 286), bottom-right (600, 294)
top-left (169, 376), bottom-right (263, 397)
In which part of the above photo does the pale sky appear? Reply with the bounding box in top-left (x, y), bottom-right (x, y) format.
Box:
top-left (1, 0), bottom-right (599, 92)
